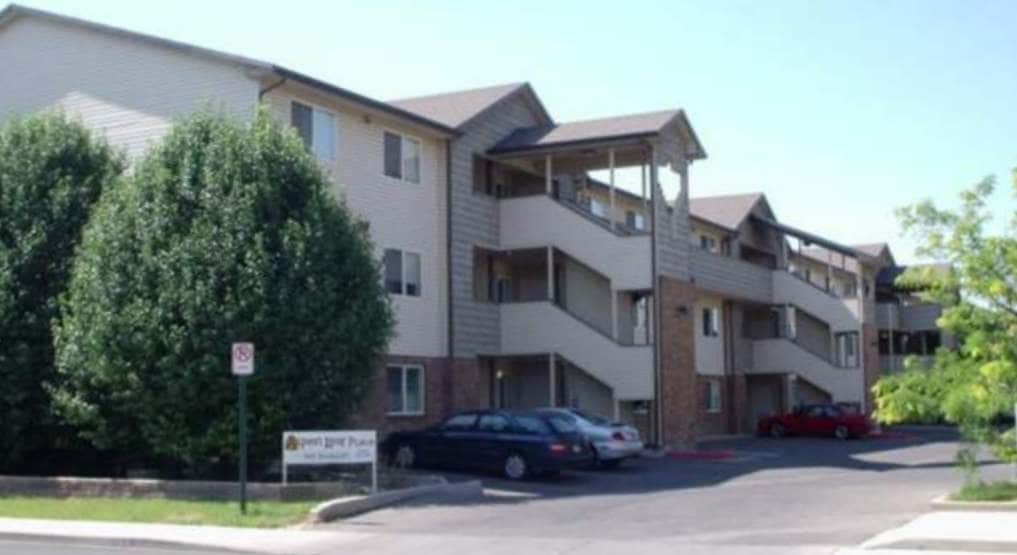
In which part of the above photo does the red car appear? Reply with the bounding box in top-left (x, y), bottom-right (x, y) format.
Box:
top-left (757, 404), bottom-right (872, 440)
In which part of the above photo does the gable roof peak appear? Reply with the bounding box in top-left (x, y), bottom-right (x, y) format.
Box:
top-left (389, 81), bottom-right (551, 130)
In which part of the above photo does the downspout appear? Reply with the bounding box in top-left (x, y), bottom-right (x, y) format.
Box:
top-left (446, 139), bottom-right (455, 363)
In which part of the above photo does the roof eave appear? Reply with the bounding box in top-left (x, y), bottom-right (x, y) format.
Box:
top-left (270, 67), bottom-right (458, 137)
top-left (488, 131), bottom-right (656, 157)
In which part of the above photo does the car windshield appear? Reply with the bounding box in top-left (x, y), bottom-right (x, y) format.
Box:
top-left (571, 409), bottom-right (610, 426)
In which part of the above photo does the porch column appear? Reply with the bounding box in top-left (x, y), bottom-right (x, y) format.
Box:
top-left (640, 164), bottom-right (649, 226)
top-left (547, 247), bottom-right (555, 302)
top-left (549, 353), bottom-right (557, 406)
top-left (608, 148), bottom-right (616, 229)
top-left (678, 161), bottom-right (690, 208)
top-left (888, 328), bottom-right (897, 371)
top-left (545, 154), bottom-right (553, 195)
top-left (610, 287), bottom-right (618, 340)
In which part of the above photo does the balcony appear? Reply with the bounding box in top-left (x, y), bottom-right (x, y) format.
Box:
top-left (751, 337), bottom-right (865, 404)
top-left (690, 249), bottom-right (772, 303)
top-left (876, 302), bottom-right (899, 329)
top-left (499, 194), bottom-right (652, 290)
top-left (899, 303), bottom-right (942, 330)
top-left (499, 301), bottom-right (653, 401)
top-left (772, 270), bottom-right (860, 332)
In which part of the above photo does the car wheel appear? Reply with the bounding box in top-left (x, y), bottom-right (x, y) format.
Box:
top-left (393, 444), bottom-right (416, 468)
top-left (503, 453), bottom-right (528, 480)
top-left (834, 425), bottom-right (850, 440)
top-left (770, 423), bottom-right (786, 438)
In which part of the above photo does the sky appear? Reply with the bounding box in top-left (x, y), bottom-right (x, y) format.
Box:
top-left (15, 0), bottom-right (1017, 263)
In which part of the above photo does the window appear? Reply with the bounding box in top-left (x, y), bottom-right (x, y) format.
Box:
top-left (383, 249), bottom-right (421, 296)
top-left (383, 131), bottom-right (421, 183)
top-left (442, 413), bottom-right (477, 431)
top-left (590, 198), bottom-right (609, 218)
top-left (835, 332), bottom-right (859, 367)
top-left (291, 101), bottom-right (336, 161)
top-left (700, 235), bottom-right (719, 253)
top-left (843, 280), bottom-right (858, 297)
top-left (705, 380), bottom-right (722, 413)
top-left (702, 306), bottom-right (720, 337)
top-left (626, 210), bottom-right (646, 231)
top-left (386, 364), bottom-right (424, 415)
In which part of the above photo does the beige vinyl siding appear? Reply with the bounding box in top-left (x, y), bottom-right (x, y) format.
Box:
top-left (0, 16), bottom-right (258, 159)
top-left (450, 94), bottom-right (546, 357)
top-left (694, 296), bottom-right (725, 376)
top-left (263, 83), bottom-right (449, 358)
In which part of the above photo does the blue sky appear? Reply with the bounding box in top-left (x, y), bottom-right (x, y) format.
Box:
top-left (17, 0), bottom-right (1017, 262)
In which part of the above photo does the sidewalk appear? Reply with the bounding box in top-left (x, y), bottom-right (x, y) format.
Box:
top-left (840, 510), bottom-right (1017, 553)
top-left (0, 517), bottom-right (371, 554)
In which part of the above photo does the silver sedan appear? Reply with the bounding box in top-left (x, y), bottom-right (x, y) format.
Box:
top-left (536, 408), bottom-right (643, 468)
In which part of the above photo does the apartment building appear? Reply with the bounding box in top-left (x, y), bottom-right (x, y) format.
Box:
top-left (864, 245), bottom-right (957, 373)
top-left (684, 193), bottom-right (885, 432)
top-left (0, 5), bottom-right (948, 445)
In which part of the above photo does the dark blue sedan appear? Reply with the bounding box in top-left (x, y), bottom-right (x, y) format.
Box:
top-left (381, 410), bottom-right (593, 480)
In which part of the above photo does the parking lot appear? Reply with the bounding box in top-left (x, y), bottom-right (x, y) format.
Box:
top-left (323, 427), bottom-right (1011, 554)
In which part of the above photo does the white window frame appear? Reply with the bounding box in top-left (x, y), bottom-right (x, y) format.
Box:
top-left (386, 364), bottom-right (425, 416)
top-left (705, 379), bottom-right (722, 413)
top-left (702, 306), bottom-right (720, 337)
top-left (383, 249), bottom-right (422, 297)
top-left (700, 234), bottom-right (719, 253)
top-left (290, 100), bottom-right (337, 162)
top-left (383, 129), bottom-right (422, 184)
top-left (590, 198), bottom-right (609, 219)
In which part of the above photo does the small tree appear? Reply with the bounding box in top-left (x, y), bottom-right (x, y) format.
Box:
top-left (873, 171), bottom-right (1017, 466)
top-left (0, 113), bottom-right (123, 470)
top-left (52, 108), bottom-right (394, 476)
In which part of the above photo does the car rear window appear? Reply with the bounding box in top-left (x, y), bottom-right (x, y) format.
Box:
top-left (545, 415), bottom-right (579, 434)
top-left (442, 413), bottom-right (477, 431)
top-left (512, 415), bottom-right (551, 435)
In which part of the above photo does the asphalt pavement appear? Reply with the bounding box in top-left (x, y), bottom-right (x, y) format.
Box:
top-left (2, 427), bottom-right (1009, 554)
top-left (321, 427), bottom-right (1010, 554)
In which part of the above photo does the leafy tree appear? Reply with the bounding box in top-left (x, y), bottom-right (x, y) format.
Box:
top-left (52, 108), bottom-right (394, 476)
top-left (0, 113), bottom-right (123, 469)
top-left (873, 171), bottom-right (1017, 465)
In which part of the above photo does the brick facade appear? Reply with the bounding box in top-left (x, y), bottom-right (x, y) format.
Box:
top-left (694, 373), bottom-right (749, 437)
top-left (862, 323), bottom-right (880, 412)
top-left (658, 276), bottom-right (698, 446)
top-left (348, 356), bottom-right (486, 436)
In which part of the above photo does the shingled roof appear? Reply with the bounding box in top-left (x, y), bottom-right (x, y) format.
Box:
top-left (852, 243), bottom-right (892, 259)
top-left (390, 82), bottom-right (551, 130)
top-left (688, 193), bottom-right (767, 231)
top-left (488, 109), bottom-right (705, 158)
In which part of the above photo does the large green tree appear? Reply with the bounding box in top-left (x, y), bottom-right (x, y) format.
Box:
top-left (0, 114), bottom-right (123, 469)
top-left (873, 170), bottom-right (1017, 464)
top-left (52, 109), bottom-right (394, 476)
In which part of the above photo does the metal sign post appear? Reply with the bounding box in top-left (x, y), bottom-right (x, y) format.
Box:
top-left (232, 342), bottom-right (255, 515)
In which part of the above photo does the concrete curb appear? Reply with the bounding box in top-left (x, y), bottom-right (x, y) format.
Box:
top-left (309, 479), bottom-right (484, 522)
top-left (931, 493), bottom-right (1017, 512)
top-left (0, 531), bottom-right (248, 553)
top-left (0, 517), bottom-right (367, 554)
